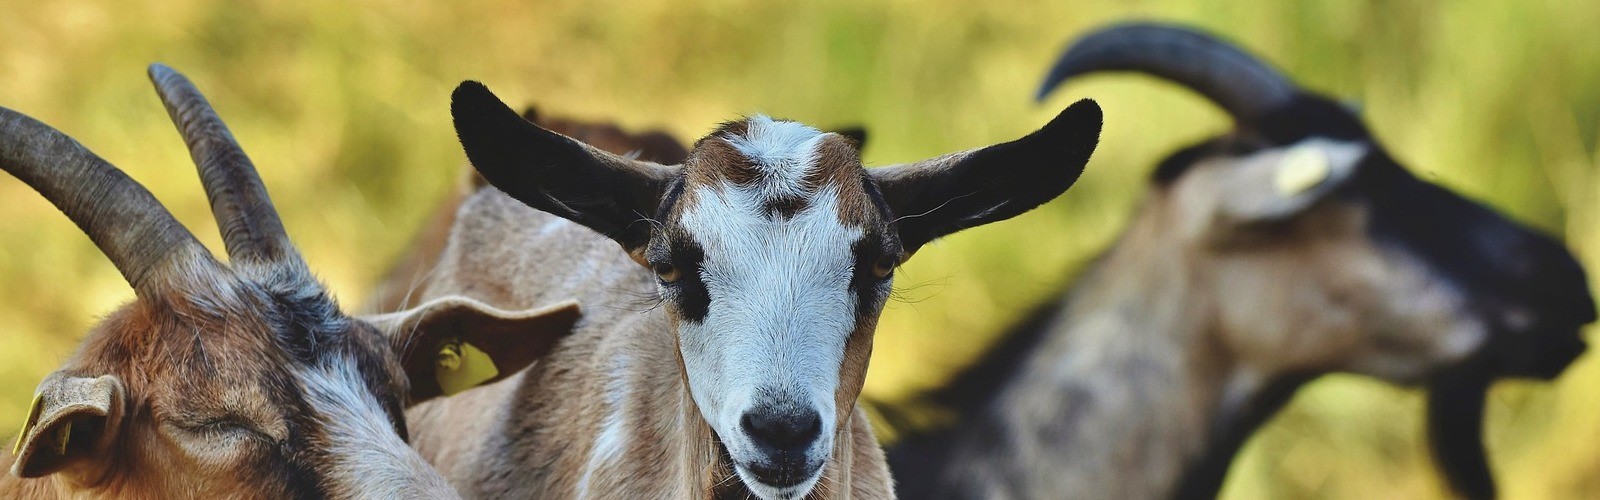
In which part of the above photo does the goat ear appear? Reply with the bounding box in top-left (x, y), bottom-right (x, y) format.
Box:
top-left (366, 296), bottom-right (582, 405)
top-left (1211, 139), bottom-right (1367, 225)
top-left (868, 100), bottom-right (1101, 253)
top-left (830, 126), bottom-right (868, 151)
top-left (452, 81), bottom-right (677, 261)
top-left (10, 374), bottom-right (124, 478)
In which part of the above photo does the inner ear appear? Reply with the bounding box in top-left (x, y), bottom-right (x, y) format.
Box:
top-left (11, 374), bottom-right (124, 479)
top-left (1211, 139), bottom-right (1368, 225)
top-left (366, 296), bottom-right (583, 404)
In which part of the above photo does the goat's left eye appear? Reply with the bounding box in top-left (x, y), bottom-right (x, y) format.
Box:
top-left (871, 255), bottom-right (897, 279)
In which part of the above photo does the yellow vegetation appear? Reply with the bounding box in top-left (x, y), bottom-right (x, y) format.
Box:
top-left (1, 1), bottom-right (1596, 497)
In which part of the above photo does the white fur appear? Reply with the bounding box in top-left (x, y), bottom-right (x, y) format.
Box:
top-left (577, 353), bottom-right (633, 497)
top-left (675, 175), bottom-right (863, 498)
top-left (298, 357), bottom-right (454, 497)
top-left (724, 115), bottom-right (828, 200)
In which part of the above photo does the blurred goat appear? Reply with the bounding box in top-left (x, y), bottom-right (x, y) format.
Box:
top-left (886, 23), bottom-right (1595, 500)
top-left (398, 81), bottom-right (1101, 499)
top-left (0, 65), bottom-right (581, 498)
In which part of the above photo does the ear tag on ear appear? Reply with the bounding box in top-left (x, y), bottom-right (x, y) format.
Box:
top-left (436, 338), bottom-right (499, 396)
top-left (13, 392), bottom-right (43, 456)
top-left (1275, 145), bottom-right (1331, 196)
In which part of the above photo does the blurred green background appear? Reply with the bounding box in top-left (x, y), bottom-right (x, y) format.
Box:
top-left (2, 0), bottom-right (1597, 497)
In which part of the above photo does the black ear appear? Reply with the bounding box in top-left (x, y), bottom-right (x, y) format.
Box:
top-left (451, 81), bottom-right (678, 258)
top-left (868, 99), bottom-right (1102, 253)
top-left (831, 126), bottom-right (868, 151)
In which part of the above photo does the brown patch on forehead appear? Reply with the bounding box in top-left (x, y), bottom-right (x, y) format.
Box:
top-left (684, 136), bottom-right (759, 188)
top-left (676, 122), bottom-right (879, 226)
top-left (810, 136), bottom-right (877, 226)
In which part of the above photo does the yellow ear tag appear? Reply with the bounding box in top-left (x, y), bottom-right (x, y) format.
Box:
top-left (1275, 145), bottom-right (1331, 196)
top-left (13, 392), bottom-right (43, 456)
top-left (436, 339), bottom-right (498, 396)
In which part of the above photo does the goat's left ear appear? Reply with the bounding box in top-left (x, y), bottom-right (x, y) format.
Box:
top-left (869, 99), bottom-right (1102, 253)
top-left (1210, 139), bottom-right (1368, 225)
top-left (11, 373), bottom-right (124, 478)
top-left (365, 297), bottom-right (582, 404)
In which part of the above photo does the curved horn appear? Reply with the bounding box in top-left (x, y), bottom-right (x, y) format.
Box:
top-left (148, 64), bottom-right (304, 269)
top-left (1036, 22), bottom-right (1297, 123)
top-left (0, 107), bottom-right (209, 291)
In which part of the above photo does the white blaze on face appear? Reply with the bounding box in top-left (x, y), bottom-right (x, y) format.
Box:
top-left (675, 116), bottom-right (864, 497)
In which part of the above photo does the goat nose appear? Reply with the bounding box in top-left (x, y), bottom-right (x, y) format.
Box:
top-left (741, 408), bottom-right (822, 452)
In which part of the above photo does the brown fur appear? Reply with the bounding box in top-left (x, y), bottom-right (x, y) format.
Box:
top-left (899, 150), bottom-right (1510, 498)
top-left (368, 109), bottom-right (692, 314)
top-left (1, 77), bottom-right (584, 498)
top-left (404, 189), bottom-right (894, 499)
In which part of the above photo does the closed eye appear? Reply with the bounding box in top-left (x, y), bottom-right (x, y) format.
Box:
top-left (180, 418), bottom-right (279, 446)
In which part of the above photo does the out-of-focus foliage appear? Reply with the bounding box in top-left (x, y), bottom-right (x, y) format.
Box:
top-left (0, 1), bottom-right (1595, 497)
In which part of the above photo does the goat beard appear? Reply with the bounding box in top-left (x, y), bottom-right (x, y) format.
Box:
top-left (1427, 352), bottom-right (1496, 500)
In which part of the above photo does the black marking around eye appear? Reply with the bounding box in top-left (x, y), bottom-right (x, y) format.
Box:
top-left (664, 235), bottom-right (711, 322)
top-left (850, 230), bottom-right (897, 318)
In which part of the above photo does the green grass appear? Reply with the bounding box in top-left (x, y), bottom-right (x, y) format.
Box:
top-left (2, 1), bottom-right (1597, 497)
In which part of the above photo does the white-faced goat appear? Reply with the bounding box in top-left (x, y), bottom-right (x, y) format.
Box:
top-left (0, 65), bottom-right (581, 498)
top-left (398, 82), bottom-right (1102, 499)
top-left (885, 23), bottom-right (1596, 500)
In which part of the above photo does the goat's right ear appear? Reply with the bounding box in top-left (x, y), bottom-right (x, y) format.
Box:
top-left (365, 296), bottom-right (582, 405)
top-left (11, 374), bottom-right (124, 478)
top-left (452, 81), bottom-right (678, 262)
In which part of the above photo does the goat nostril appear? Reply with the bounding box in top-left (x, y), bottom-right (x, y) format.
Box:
top-left (741, 409), bottom-right (822, 451)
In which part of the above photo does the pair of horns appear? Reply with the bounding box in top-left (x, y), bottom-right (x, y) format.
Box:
top-left (0, 64), bottom-right (303, 292)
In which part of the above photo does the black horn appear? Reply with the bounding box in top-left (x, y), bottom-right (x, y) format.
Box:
top-left (0, 107), bottom-right (210, 291)
top-left (1036, 22), bottom-right (1297, 124)
top-left (148, 64), bottom-right (305, 270)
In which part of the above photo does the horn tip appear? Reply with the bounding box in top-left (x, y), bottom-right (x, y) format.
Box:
top-left (147, 63), bottom-right (176, 82)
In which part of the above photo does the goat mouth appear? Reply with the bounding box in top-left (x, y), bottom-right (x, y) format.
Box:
top-left (733, 462), bottom-right (823, 500)
top-left (739, 459), bottom-right (822, 489)
top-left (1487, 323), bottom-right (1588, 380)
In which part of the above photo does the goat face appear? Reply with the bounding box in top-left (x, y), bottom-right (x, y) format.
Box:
top-left (3, 66), bottom-right (580, 498)
top-left (1041, 22), bottom-right (1595, 496)
top-left (452, 82), bottom-right (1102, 499)
top-left (1151, 96), bottom-right (1593, 384)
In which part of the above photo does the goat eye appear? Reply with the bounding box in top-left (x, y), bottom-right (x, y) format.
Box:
top-left (653, 262), bottom-right (682, 283)
top-left (872, 255), bottom-right (897, 279)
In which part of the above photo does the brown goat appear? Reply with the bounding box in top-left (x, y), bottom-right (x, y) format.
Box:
top-left (398, 82), bottom-right (1102, 499)
top-left (886, 24), bottom-right (1596, 500)
top-left (0, 65), bottom-right (581, 498)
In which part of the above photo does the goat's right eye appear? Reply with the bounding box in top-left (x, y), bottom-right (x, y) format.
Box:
top-left (653, 262), bottom-right (682, 283)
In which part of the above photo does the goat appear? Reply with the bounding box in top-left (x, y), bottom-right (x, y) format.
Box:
top-left (368, 105), bottom-right (692, 315)
top-left (399, 81), bottom-right (1103, 499)
top-left (885, 23), bottom-right (1596, 500)
top-left (0, 65), bottom-right (582, 498)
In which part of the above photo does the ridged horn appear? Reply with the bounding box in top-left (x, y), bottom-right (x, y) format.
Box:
top-left (1036, 22), bottom-right (1297, 123)
top-left (148, 64), bottom-right (305, 270)
top-left (0, 107), bottom-right (210, 291)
